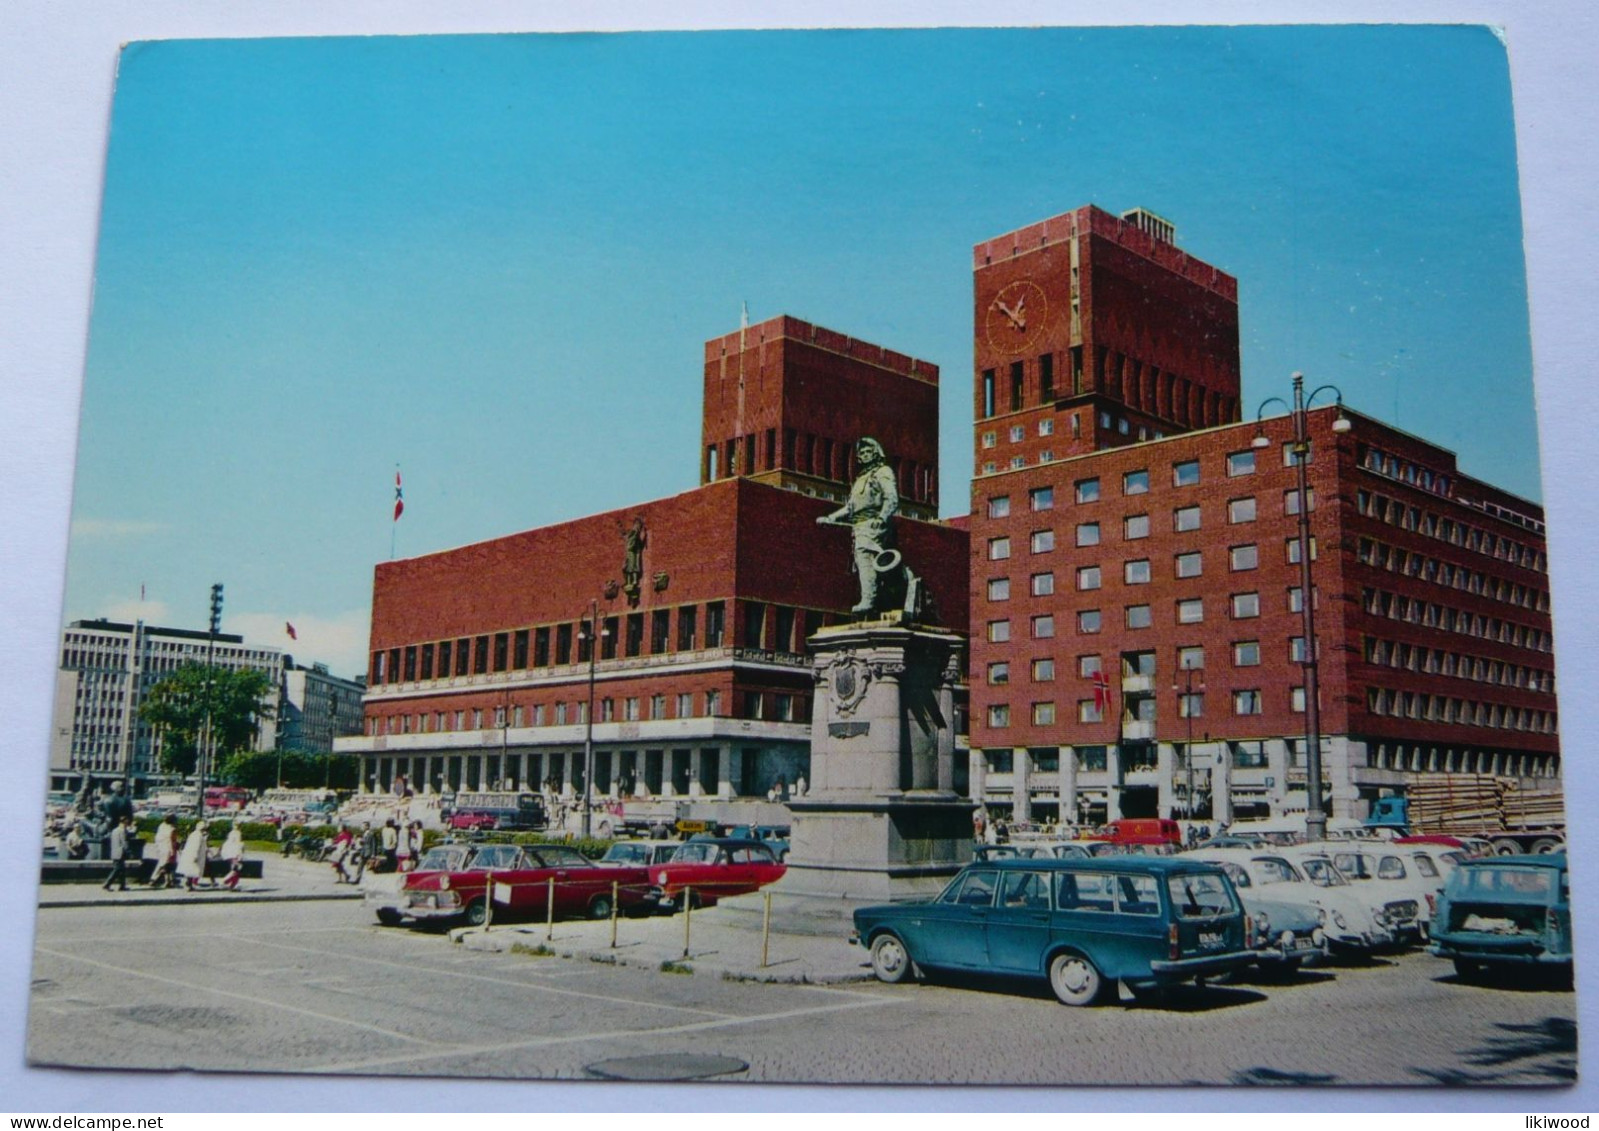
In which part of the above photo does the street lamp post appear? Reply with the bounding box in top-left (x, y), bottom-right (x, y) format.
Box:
top-left (198, 583), bottom-right (223, 817)
top-left (1253, 373), bottom-right (1350, 843)
top-left (578, 600), bottom-right (609, 838)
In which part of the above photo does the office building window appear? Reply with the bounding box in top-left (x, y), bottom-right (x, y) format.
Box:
top-left (1032, 614), bottom-right (1056, 639)
top-left (1174, 460), bottom-right (1200, 487)
top-left (988, 496), bottom-right (1010, 518)
top-left (1031, 486), bottom-right (1055, 511)
top-left (1078, 609), bottom-right (1102, 634)
top-left (1031, 529), bottom-right (1056, 553)
top-left (988, 704), bottom-right (1011, 728)
top-left (1227, 451), bottom-right (1256, 477)
top-left (1177, 645), bottom-right (1205, 669)
top-left (1126, 604), bottom-right (1153, 629)
top-left (1124, 559), bottom-right (1151, 584)
top-left (1229, 497), bottom-right (1256, 524)
top-left (1031, 572), bottom-right (1055, 596)
top-left (1233, 690), bottom-right (1263, 716)
top-left (1230, 544), bottom-right (1259, 571)
top-left (1036, 658), bottom-right (1058, 681)
top-left (1175, 552), bottom-right (1202, 578)
top-left (1077, 522), bottom-right (1101, 547)
top-left (1231, 592), bottom-right (1261, 618)
top-left (988, 619), bottom-right (1012, 643)
top-left (1234, 640), bottom-right (1261, 666)
top-left (1124, 469), bottom-right (1149, 495)
top-left (1125, 513), bottom-right (1150, 540)
top-left (1177, 597), bottom-right (1204, 624)
top-left (1032, 702), bottom-right (1057, 725)
top-left (1175, 505), bottom-right (1201, 532)
top-left (1076, 478), bottom-right (1101, 503)
top-left (989, 537), bottom-right (1012, 561)
top-left (1078, 699), bottom-right (1103, 723)
top-left (988, 578), bottom-right (1012, 601)
top-left (1077, 565), bottom-right (1102, 590)
top-left (988, 661), bottom-right (1009, 685)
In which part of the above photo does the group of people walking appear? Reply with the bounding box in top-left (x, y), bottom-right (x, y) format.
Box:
top-left (329, 818), bottom-right (423, 884)
top-left (135, 816), bottom-right (246, 892)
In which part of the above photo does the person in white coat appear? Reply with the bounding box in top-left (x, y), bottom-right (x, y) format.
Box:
top-left (146, 816), bottom-right (178, 889)
top-left (220, 824), bottom-right (245, 890)
top-left (178, 820), bottom-right (211, 892)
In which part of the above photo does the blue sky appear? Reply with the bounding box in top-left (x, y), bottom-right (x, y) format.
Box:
top-left (65, 25), bottom-right (1536, 678)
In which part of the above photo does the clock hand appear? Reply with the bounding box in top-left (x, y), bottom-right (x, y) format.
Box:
top-left (994, 297), bottom-right (1025, 330)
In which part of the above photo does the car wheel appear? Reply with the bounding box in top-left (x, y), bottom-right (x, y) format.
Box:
top-left (1048, 951), bottom-right (1104, 1007)
top-left (588, 893), bottom-right (614, 920)
top-left (1453, 958), bottom-right (1481, 981)
top-left (375, 909), bottom-right (403, 927)
top-left (463, 899), bottom-right (488, 928)
top-left (869, 933), bottom-right (913, 984)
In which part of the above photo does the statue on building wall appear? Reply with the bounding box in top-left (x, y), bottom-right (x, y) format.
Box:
top-left (620, 516), bottom-right (647, 607)
top-left (817, 437), bottom-right (925, 619)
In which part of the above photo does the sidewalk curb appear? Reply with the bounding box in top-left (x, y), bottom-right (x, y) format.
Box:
top-left (453, 924), bottom-right (875, 985)
top-left (38, 890), bottom-right (365, 910)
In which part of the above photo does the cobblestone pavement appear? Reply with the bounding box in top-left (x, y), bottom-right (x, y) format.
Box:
top-left (27, 898), bottom-right (1577, 1088)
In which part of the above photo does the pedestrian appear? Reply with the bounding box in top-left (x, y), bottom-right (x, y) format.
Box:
top-left (360, 821), bottom-right (379, 865)
top-left (794, 773), bottom-right (808, 798)
top-left (65, 824), bottom-right (88, 861)
top-left (396, 821), bottom-right (415, 873)
top-left (220, 823), bottom-right (246, 890)
top-left (147, 815), bottom-right (178, 889)
top-left (101, 817), bottom-right (133, 892)
top-left (178, 820), bottom-right (211, 891)
top-left (329, 826), bottom-right (356, 883)
top-left (380, 819), bottom-right (399, 872)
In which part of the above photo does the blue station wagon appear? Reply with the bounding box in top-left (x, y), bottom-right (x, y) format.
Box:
top-left (851, 857), bottom-right (1252, 1005)
top-left (1429, 853), bottom-right (1572, 981)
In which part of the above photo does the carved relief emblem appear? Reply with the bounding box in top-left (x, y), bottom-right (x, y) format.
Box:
top-left (824, 651), bottom-right (873, 718)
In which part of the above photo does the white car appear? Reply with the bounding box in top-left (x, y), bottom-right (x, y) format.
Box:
top-left (1324, 846), bottom-right (1446, 942)
top-left (1195, 847), bottom-right (1388, 955)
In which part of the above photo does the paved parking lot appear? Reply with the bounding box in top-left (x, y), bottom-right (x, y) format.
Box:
top-left (27, 898), bottom-right (1576, 1086)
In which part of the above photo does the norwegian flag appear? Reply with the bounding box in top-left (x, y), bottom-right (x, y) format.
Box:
top-left (393, 469), bottom-right (404, 522)
top-left (285, 622), bottom-right (298, 640)
top-left (1091, 669), bottom-right (1112, 716)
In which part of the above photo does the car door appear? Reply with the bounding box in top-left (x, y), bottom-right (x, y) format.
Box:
top-left (986, 869), bottom-right (1054, 973)
top-left (915, 868), bottom-right (998, 970)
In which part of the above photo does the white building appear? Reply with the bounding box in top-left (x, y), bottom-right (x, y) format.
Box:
top-left (280, 662), bottom-right (366, 753)
top-left (49, 619), bottom-right (286, 792)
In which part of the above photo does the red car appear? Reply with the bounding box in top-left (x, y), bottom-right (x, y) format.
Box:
top-left (372, 842), bottom-right (660, 927)
top-left (652, 838), bottom-right (786, 909)
top-left (446, 809), bottom-right (500, 832)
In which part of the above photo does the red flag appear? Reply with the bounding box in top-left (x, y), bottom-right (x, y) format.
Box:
top-left (393, 469), bottom-right (405, 521)
top-left (1091, 670), bottom-right (1111, 716)
top-left (285, 622), bottom-right (298, 640)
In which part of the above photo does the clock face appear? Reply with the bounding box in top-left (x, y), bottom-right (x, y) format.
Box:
top-left (984, 279), bottom-right (1049, 356)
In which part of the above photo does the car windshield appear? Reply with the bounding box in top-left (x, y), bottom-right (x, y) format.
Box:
top-left (1251, 856), bottom-right (1303, 885)
top-left (1216, 862), bottom-right (1250, 889)
top-left (670, 843), bottom-right (720, 864)
top-left (603, 845), bottom-right (643, 863)
top-left (1332, 853), bottom-right (1374, 879)
top-left (469, 845), bottom-right (527, 870)
top-left (1298, 857), bottom-right (1349, 887)
top-left (1167, 873), bottom-right (1237, 918)
top-left (1456, 866), bottom-right (1556, 898)
top-left (530, 846), bottom-right (593, 869)
top-left (416, 847), bottom-right (470, 872)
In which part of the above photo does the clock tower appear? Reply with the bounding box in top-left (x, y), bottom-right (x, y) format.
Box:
top-left (972, 205), bottom-right (1240, 470)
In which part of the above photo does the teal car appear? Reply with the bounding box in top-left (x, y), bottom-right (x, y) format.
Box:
top-left (1429, 853), bottom-right (1572, 981)
top-left (850, 857), bottom-right (1252, 1005)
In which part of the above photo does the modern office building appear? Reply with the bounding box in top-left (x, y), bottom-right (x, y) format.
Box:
top-left (338, 316), bottom-right (970, 798)
top-left (279, 662), bottom-right (367, 755)
top-left (49, 619), bottom-right (286, 792)
top-left (966, 206), bottom-right (1557, 825)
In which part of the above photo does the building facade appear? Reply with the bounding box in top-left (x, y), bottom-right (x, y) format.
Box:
top-left (279, 662), bottom-right (367, 754)
top-left (49, 619), bottom-right (286, 792)
top-left (966, 206), bottom-right (1557, 825)
top-left (338, 316), bottom-right (969, 798)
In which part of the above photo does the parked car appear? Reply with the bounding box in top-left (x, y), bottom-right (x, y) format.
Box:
top-left (1429, 853), bottom-right (1572, 982)
top-left (372, 842), bottom-right (659, 927)
top-left (725, 824), bottom-right (792, 861)
top-left (850, 857), bottom-right (1252, 1006)
top-left (446, 809), bottom-right (501, 832)
top-left (1326, 846), bottom-right (1440, 942)
top-left (1179, 849), bottom-right (1329, 971)
top-left (652, 838), bottom-right (786, 909)
top-left (598, 840), bottom-right (681, 868)
top-left (1273, 846), bottom-right (1397, 952)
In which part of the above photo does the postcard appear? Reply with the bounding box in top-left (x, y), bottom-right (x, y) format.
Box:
top-left (25, 24), bottom-right (1577, 1091)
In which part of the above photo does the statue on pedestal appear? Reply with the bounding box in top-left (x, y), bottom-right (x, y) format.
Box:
top-left (817, 437), bottom-right (923, 619)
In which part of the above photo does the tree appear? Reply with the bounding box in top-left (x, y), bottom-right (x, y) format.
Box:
top-left (139, 663), bottom-right (274, 776)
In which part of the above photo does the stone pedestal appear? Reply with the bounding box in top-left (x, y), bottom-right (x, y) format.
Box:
top-left (720, 621), bottom-right (973, 931)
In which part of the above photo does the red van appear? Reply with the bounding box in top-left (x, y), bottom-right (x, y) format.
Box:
top-left (1093, 818), bottom-right (1183, 847)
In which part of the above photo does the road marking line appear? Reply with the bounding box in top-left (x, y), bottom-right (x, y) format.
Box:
top-left (34, 946), bottom-right (446, 1047)
top-left (215, 933), bottom-right (735, 1020)
top-left (310, 990), bottom-right (907, 1074)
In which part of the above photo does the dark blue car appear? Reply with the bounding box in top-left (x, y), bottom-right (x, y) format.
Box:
top-left (851, 857), bottom-right (1251, 1005)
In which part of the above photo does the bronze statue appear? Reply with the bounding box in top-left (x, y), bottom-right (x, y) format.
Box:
top-left (818, 437), bottom-right (922, 617)
top-left (620, 517), bottom-right (646, 606)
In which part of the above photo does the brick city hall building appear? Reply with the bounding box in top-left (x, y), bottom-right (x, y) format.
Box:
top-left (338, 317), bottom-right (968, 802)
top-left (966, 205), bottom-right (1557, 826)
top-left (342, 203), bottom-right (1557, 828)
